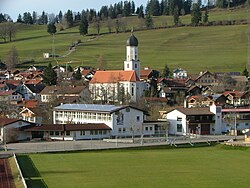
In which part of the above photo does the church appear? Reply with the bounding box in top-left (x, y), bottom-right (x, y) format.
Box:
top-left (89, 32), bottom-right (144, 103)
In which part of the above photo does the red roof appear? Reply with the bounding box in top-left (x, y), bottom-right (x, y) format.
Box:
top-left (0, 90), bottom-right (16, 96)
top-left (5, 80), bottom-right (20, 86)
top-left (25, 79), bottom-right (42, 85)
top-left (90, 70), bottom-right (139, 84)
top-left (140, 69), bottom-right (152, 80)
top-left (223, 91), bottom-right (246, 98)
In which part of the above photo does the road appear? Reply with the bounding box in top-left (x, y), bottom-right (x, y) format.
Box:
top-left (0, 135), bottom-right (243, 155)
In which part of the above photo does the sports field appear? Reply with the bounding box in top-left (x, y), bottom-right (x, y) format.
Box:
top-left (17, 145), bottom-right (250, 188)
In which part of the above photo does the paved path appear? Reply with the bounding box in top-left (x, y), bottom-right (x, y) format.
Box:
top-left (0, 135), bottom-right (243, 155)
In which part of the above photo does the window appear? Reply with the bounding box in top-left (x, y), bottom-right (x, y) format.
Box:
top-left (103, 130), bottom-right (107, 134)
top-left (50, 131), bottom-right (54, 136)
top-left (137, 116), bottom-right (140, 121)
top-left (118, 128), bottom-right (122, 133)
top-left (127, 64), bottom-right (129, 68)
top-left (90, 130), bottom-right (93, 135)
top-left (126, 108), bottom-right (130, 112)
top-left (177, 124), bottom-right (182, 132)
top-left (150, 127), bottom-right (153, 131)
top-left (131, 87), bottom-right (134, 96)
top-left (145, 127), bottom-right (148, 131)
top-left (55, 131), bottom-right (59, 136)
top-left (123, 128), bottom-right (126, 132)
top-left (177, 117), bottom-right (182, 121)
top-left (135, 64), bottom-right (137, 68)
top-left (66, 131), bottom-right (70, 136)
top-left (116, 112), bottom-right (124, 125)
top-left (94, 130), bottom-right (98, 135)
top-left (80, 131), bottom-right (85, 136)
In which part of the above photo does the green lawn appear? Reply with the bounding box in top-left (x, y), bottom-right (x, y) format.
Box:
top-left (0, 7), bottom-right (248, 73)
top-left (17, 145), bottom-right (250, 188)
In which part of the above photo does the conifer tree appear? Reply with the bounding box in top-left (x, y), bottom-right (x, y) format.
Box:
top-left (43, 63), bottom-right (57, 86)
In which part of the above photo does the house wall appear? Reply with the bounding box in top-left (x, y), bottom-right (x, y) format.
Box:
top-left (44, 130), bottom-right (111, 141)
top-left (0, 121), bottom-right (32, 143)
top-left (209, 105), bottom-right (222, 134)
top-left (111, 107), bottom-right (144, 136)
top-left (166, 110), bottom-right (187, 135)
top-left (89, 81), bottom-right (142, 102)
top-left (53, 107), bottom-right (144, 137)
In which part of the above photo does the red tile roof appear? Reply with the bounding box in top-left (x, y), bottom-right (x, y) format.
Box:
top-left (0, 90), bottom-right (16, 96)
top-left (25, 79), bottom-right (42, 85)
top-left (140, 69), bottom-right (152, 79)
top-left (90, 70), bottom-right (139, 84)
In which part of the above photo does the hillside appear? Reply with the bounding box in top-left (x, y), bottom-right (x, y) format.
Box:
top-left (0, 7), bottom-right (248, 73)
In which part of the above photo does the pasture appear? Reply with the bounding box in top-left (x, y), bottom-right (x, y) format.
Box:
top-left (0, 7), bottom-right (248, 73)
top-left (17, 145), bottom-right (250, 188)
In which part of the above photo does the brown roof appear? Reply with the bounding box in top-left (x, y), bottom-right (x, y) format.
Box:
top-left (140, 69), bottom-right (152, 79)
top-left (23, 123), bottom-right (111, 131)
top-left (90, 70), bottom-right (139, 84)
top-left (175, 107), bottom-right (214, 115)
top-left (0, 117), bottom-right (20, 126)
top-left (40, 86), bottom-right (85, 95)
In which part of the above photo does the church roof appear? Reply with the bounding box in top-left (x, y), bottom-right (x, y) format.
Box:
top-left (90, 70), bottom-right (139, 84)
top-left (126, 33), bottom-right (138, 46)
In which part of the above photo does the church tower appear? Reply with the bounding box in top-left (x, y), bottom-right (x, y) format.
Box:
top-left (124, 31), bottom-right (140, 79)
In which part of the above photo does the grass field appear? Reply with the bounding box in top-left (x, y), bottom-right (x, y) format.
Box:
top-left (17, 145), bottom-right (250, 188)
top-left (0, 7), bottom-right (248, 73)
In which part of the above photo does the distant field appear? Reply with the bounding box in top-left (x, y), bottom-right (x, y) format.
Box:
top-left (0, 7), bottom-right (248, 73)
top-left (17, 145), bottom-right (250, 188)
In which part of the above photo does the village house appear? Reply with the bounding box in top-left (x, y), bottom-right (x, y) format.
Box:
top-left (0, 117), bottom-right (33, 143)
top-left (0, 90), bottom-right (22, 104)
top-left (40, 85), bottom-right (90, 103)
top-left (193, 71), bottom-right (217, 86)
top-left (221, 108), bottom-right (250, 134)
top-left (223, 91), bottom-right (250, 107)
top-left (173, 68), bottom-right (188, 79)
top-left (23, 123), bottom-right (112, 141)
top-left (53, 103), bottom-right (167, 138)
top-left (165, 104), bottom-right (222, 135)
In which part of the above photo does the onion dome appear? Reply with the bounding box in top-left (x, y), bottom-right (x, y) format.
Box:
top-left (126, 32), bottom-right (138, 46)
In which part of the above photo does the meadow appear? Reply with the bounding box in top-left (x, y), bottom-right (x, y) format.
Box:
top-left (0, 7), bottom-right (248, 73)
top-left (17, 145), bottom-right (250, 188)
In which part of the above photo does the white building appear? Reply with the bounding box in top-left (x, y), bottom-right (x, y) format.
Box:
top-left (53, 104), bottom-right (145, 137)
top-left (173, 68), bottom-right (187, 79)
top-left (221, 108), bottom-right (250, 133)
top-left (166, 104), bottom-right (222, 135)
top-left (89, 32), bottom-right (144, 103)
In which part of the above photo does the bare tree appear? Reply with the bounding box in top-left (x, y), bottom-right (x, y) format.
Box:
top-left (97, 54), bottom-right (107, 70)
top-left (0, 22), bottom-right (17, 42)
top-left (0, 23), bottom-right (8, 43)
top-left (6, 46), bottom-right (18, 69)
top-left (93, 16), bottom-right (101, 35)
top-left (6, 22), bottom-right (16, 42)
top-left (107, 17), bottom-right (113, 33)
